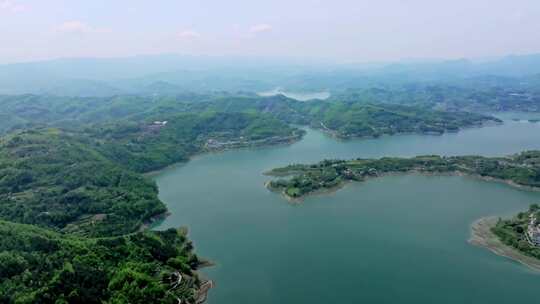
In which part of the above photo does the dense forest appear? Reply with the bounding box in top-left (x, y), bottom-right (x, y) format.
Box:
top-left (266, 151), bottom-right (540, 199)
top-left (296, 102), bottom-right (499, 138)
top-left (0, 221), bottom-right (206, 303)
top-left (0, 93), bottom-right (501, 139)
top-left (0, 128), bottom-right (165, 237)
top-left (87, 111), bottom-right (301, 173)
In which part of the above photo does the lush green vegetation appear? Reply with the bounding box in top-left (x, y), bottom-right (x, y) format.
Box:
top-left (266, 151), bottom-right (540, 199)
top-left (491, 204), bottom-right (540, 259)
top-left (0, 94), bottom-right (211, 134)
top-left (88, 111), bottom-right (301, 173)
top-left (181, 95), bottom-right (501, 138)
top-left (0, 221), bottom-right (207, 304)
top-left (0, 94), bottom-right (500, 140)
top-left (296, 102), bottom-right (499, 138)
top-left (0, 128), bottom-right (167, 237)
top-left (0, 111), bottom-right (301, 233)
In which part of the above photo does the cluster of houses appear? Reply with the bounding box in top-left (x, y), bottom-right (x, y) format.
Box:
top-left (526, 214), bottom-right (540, 246)
top-left (205, 138), bottom-right (226, 149)
top-left (341, 167), bottom-right (378, 180)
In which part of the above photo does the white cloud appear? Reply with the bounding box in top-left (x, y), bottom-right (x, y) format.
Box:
top-left (55, 21), bottom-right (111, 34)
top-left (178, 30), bottom-right (201, 39)
top-left (0, 0), bottom-right (27, 13)
top-left (249, 24), bottom-right (273, 34)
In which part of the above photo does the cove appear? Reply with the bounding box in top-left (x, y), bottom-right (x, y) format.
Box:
top-left (154, 115), bottom-right (540, 303)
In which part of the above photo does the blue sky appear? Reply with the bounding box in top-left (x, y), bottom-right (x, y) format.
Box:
top-left (1, 0), bottom-right (540, 64)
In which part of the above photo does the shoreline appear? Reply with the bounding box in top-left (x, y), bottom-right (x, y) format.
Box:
top-left (144, 134), bottom-right (304, 177)
top-left (469, 217), bottom-right (540, 271)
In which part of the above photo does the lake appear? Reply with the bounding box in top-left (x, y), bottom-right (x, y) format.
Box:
top-left (257, 88), bottom-right (331, 101)
top-left (154, 115), bottom-right (540, 303)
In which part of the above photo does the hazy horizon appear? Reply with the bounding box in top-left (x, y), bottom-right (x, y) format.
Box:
top-left (2, 52), bottom-right (539, 67)
top-left (1, 0), bottom-right (540, 64)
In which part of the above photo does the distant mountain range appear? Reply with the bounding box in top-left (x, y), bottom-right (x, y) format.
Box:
top-left (1, 53), bottom-right (540, 97)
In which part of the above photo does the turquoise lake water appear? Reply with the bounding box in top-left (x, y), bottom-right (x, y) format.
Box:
top-left (154, 115), bottom-right (540, 303)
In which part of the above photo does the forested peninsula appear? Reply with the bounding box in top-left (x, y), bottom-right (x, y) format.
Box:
top-left (266, 151), bottom-right (540, 200)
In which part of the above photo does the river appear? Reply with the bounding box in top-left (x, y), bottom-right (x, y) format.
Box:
top-left (154, 114), bottom-right (540, 303)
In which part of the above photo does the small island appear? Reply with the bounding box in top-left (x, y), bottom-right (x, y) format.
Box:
top-left (265, 151), bottom-right (540, 200)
